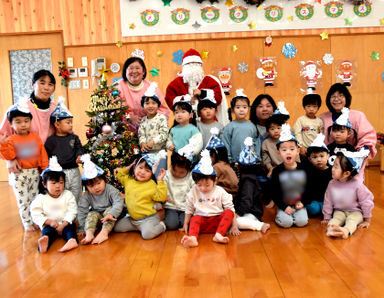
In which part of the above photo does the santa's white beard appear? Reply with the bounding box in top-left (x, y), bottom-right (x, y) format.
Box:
top-left (181, 63), bottom-right (205, 95)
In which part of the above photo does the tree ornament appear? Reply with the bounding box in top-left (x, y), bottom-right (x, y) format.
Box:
top-left (102, 124), bottom-right (112, 135)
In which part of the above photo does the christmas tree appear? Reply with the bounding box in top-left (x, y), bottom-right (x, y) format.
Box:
top-left (84, 78), bottom-right (139, 190)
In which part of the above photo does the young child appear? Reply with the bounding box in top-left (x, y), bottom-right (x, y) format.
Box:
top-left (138, 82), bottom-right (169, 153)
top-left (45, 97), bottom-right (84, 202)
top-left (167, 96), bottom-right (203, 159)
top-left (206, 127), bottom-right (238, 197)
top-left (196, 92), bottom-right (224, 149)
top-left (271, 101), bottom-right (290, 123)
top-left (322, 149), bottom-right (374, 239)
top-left (0, 101), bottom-right (48, 231)
top-left (181, 150), bottom-right (236, 248)
top-left (327, 108), bottom-right (356, 156)
top-left (77, 155), bottom-right (124, 245)
top-left (114, 151), bottom-right (167, 240)
top-left (261, 115), bottom-right (284, 177)
top-left (271, 124), bottom-right (308, 228)
top-left (163, 150), bottom-right (194, 230)
top-left (235, 137), bottom-right (270, 233)
top-left (293, 94), bottom-right (324, 161)
top-left (222, 89), bottom-right (258, 163)
top-left (302, 134), bottom-right (332, 217)
top-left (30, 156), bottom-right (78, 253)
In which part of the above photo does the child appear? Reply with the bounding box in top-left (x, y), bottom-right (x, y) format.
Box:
top-left (302, 134), bottom-right (332, 217)
top-left (196, 92), bottom-right (224, 149)
top-left (163, 150), bottom-right (194, 230)
top-left (327, 108), bottom-right (356, 156)
top-left (261, 116), bottom-right (284, 177)
top-left (322, 149), bottom-right (374, 239)
top-left (206, 127), bottom-right (238, 197)
top-left (235, 137), bottom-right (270, 233)
top-left (222, 89), bottom-right (258, 163)
top-left (167, 96), bottom-right (203, 159)
top-left (0, 101), bottom-right (48, 231)
top-left (271, 124), bottom-right (308, 228)
top-left (181, 150), bottom-right (236, 248)
top-left (77, 155), bottom-right (124, 245)
top-left (114, 151), bottom-right (167, 240)
top-left (30, 156), bottom-right (78, 253)
top-left (45, 97), bottom-right (84, 202)
top-left (293, 94), bottom-right (324, 160)
top-left (138, 82), bottom-right (169, 153)
top-left (271, 101), bottom-right (290, 123)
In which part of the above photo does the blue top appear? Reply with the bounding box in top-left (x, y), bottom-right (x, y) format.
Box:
top-left (222, 120), bottom-right (260, 163)
top-left (170, 124), bottom-right (200, 152)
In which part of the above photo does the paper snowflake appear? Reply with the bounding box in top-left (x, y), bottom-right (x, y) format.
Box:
top-left (323, 53), bottom-right (334, 65)
top-left (238, 62), bottom-right (248, 73)
top-left (131, 49), bottom-right (145, 60)
top-left (172, 50), bottom-right (184, 65)
top-left (282, 43), bottom-right (297, 58)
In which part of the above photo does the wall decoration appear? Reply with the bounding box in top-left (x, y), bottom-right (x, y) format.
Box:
top-left (295, 3), bottom-right (314, 20)
top-left (282, 43), bottom-right (297, 58)
top-left (353, 1), bottom-right (372, 17)
top-left (192, 21), bottom-right (202, 29)
top-left (173, 50), bottom-right (184, 65)
top-left (256, 57), bottom-right (277, 87)
top-left (201, 6), bottom-right (220, 23)
top-left (162, 0), bottom-right (172, 7)
top-left (229, 6), bottom-right (248, 23)
top-left (265, 35), bottom-right (273, 46)
top-left (58, 61), bottom-right (70, 87)
top-left (370, 50), bottom-right (380, 61)
top-left (287, 15), bottom-right (294, 22)
top-left (201, 51), bottom-right (209, 59)
top-left (344, 16), bottom-right (353, 25)
top-left (324, 1), bottom-right (343, 18)
top-left (116, 41), bottom-right (123, 47)
top-left (129, 23), bottom-right (136, 29)
top-left (110, 63), bottom-right (120, 73)
top-left (217, 67), bottom-right (232, 94)
top-left (248, 21), bottom-right (257, 29)
top-left (264, 5), bottom-right (283, 22)
top-left (322, 53), bottom-right (334, 65)
top-left (232, 44), bottom-right (238, 52)
top-left (225, 0), bottom-right (235, 8)
top-left (336, 60), bottom-right (355, 86)
top-left (171, 8), bottom-right (190, 25)
top-left (238, 62), bottom-right (249, 73)
top-left (149, 67), bottom-right (160, 77)
top-left (156, 50), bottom-right (164, 57)
top-left (380, 18), bottom-right (384, 25)
top-left (140, 9), bottom-right (160, 26)
top-left (300, 60), bottom-right (322, 92)
top-left (320, 31), bottom-right (329, 40)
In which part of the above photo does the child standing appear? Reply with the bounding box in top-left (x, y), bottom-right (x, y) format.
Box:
top-left (271, 124), bottom-right (308, 228)
top-left (77, 155), bottom-right (124, 245)
top-left (261, 116), bottom-right (284, 177)
top-left (196, 92), bottom-right (224, 149)
top-left (327, 108), bottom-right (356, 156)
top-left (163, 151), bottom-right (194, 230)
top-left (167, 97), bottom-right (203, 159)
top-left (30, 157), bottom-right (78, 253)
top-left (322, 149), bottom-right (373, 239)
top-left (222, 89), bottom-right (258, 163)
top-left (114, 151), bottom-right (167, 239)
top-left (0, 101), bottom-right (48, 231)
top-left (302, 134), bottom-right (332, 217)
top-left (206, 127), bottom-right (238, 197)
top-left (138, 82), bottom-right (169, 153)
top-left (293, 94), bottom-right (324, 161)
top-left (45, 97), bottom-right (84, 202)
top-left (181, 150), bottom-right (236, 248)
top-left (235, 137), bottom-right (270, 233)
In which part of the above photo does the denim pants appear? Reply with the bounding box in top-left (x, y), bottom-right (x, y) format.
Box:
top-left (275, 207), bottom-right (308, 228)
top-left (164, 208), bottom-right (185, 230)
top-left (40, 223), bottom-right (78, 251)
top-left (306, 201), bottom-right (323, 218)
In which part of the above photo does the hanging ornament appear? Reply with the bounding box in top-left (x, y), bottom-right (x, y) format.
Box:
top-left (282, 43), bottom-right (297, 58)
top-left (229, 6), bottom-right (248, 23)
top-left (86, 128), bottom-right (95, 139)
top-left (171, 8), bottom-right (190, 25)
top-left (237, 62), bottom-right (249, 74)
top-left (201, 6), bottom-right (220, 23)
top-left (295, 3), bottom-right (314, 20)
top-left (217, 67), bottom-right (232, 95)
top-left (102, 124), bottom-right (113, 135)
top-left (353, 1), bottom-right (372, 17)
top-left (324, 1), bottom-right (343, 18)
top-left (265, 36), bottom-right (273, 47)
top-left (256, 57), bottom-right (277, 87)
top-left (264, 5), bottom-right (283, 22)
top-left (140, 9), bottom-right (160, 26)
top-left (322, 53), bottom-right (334, 65)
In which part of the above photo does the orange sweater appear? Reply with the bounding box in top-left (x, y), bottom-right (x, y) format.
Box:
top-left (0, 132), bottom-right (48, 170)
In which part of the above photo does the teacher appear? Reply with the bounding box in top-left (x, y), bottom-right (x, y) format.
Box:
top-left (118, 57), bottom-right (169, 127)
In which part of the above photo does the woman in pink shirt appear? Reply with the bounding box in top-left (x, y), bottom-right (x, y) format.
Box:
top-left (118, 57), bottom-right (169, 129)
top-left (0, 69), bottom-right (57, 174)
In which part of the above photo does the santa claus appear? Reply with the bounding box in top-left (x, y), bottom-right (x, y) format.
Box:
top-left (165, 48), bottom-right (229, 125)
top-left (302, 61), bottom-right (322, 91)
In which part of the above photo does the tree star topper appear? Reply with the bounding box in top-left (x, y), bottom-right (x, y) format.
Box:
top-left (97, 65), bottom-right (110, 82)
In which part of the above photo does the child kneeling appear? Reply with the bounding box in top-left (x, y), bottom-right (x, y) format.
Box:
top-left (181, 150), bottom-right (236, 248)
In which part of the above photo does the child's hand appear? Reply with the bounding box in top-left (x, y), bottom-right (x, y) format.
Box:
top-left (166, 196), bottom-right (172, 202)
top-left (295, 201), bottom-right (304, 210)
top-left (140, 142), bottom-right (148, 152)
top-left (147, 140), bottom-right (154, 149)
top-left (157, 168), bottom-right (166, 181)
top-left (300, 146), bottom-right (307, 157)
top-left (6, 159), bottom-right (21, 174)
top-left (101, 213), bottom-right (117, 223)
top-left (56, 222), bottom-right (68, 235)
top-left (46, 219), bottom-right (59, 228)
top-left (267, 168), bottom-right (273, 178)
top-left (76, 156), bottom-right (82, 164)
top-left (179, 224), bottom-right (188, 234)
top-left (0, 134), bottom-right (9, 144)
top-left (193, 89), bottom-right (201, 97)
top-left (284, 206), bottom-right (294, 215)
top-left (321, 219), bottom-right (329, 226)
top-left (358, 219), bottom-right (370, 229)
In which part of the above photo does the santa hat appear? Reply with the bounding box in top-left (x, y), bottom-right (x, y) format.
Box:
top-left (308, 133), bottom-right (329, 152)
top-left (277, 123), bottom-right (298, 146)
top-left (260, 57), bottom-right (273, 64)
top-left (41, 156), bottom-right (64, 176)
top-left (238, 137), bottom-right (261, 165)
top-left (50, 96), bottom-right (73, 122)
top-left (81, 154), bottom-right (104, 181)
top-left (341, 60), bottom-right (352, 66)
top-left (139, 150), bottom-right (167, 174)
top-left (192, 149), bottom-right (216, 176)
top-left (182, 49), bottom-right (203, 66)
top-left (305, 61), bottom-right (316, 68)
top-left (206, 127), bottom-right (225, 150)
top-left (234, 89), bottom-right (248, 98)
top-left (141, 82), bottom-right (160, 106)
top-left (334, 107), bottom-right (352, 129)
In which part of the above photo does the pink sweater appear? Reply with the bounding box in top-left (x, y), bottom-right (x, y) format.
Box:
top-left (118, 79), bottom-right (170, 121)
top-left (0, 100), bottom-right (56, 143)
top-left (319, 110), bottom-right (377, 159)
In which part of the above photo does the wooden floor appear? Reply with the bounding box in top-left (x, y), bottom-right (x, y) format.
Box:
top-left (0, 167), bottom-right (383, 298)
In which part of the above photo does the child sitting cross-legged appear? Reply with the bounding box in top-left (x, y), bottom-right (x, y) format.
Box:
top-left (271, 124), bottom-right (308, 228)
top-left (302, 133), bottom-right (332, 217)
top-left (77, 154), bottom-right (124, 245)
top-left (181, 150), bottom-right (237, 248)
top-left (30, 156), bottom-right (78, 253)
top-left (322, 149), bottom-right (374, 239)
top-left (114, 151), bottom-right (167, 240)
